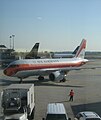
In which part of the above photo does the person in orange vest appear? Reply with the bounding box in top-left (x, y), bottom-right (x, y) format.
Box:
top-left (69, 89), bottom-right (74, 101)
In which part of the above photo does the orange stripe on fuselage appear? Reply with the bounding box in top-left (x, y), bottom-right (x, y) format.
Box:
top-left (17, 62), bottom-right (83, 70)
top-left (5, 61), bottom-right (85, 76)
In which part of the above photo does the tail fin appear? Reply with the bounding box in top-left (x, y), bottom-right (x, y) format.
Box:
top-left (25, 43), bottom-right (39, 59)
top-left (75, 39), bottom-right (86, 58)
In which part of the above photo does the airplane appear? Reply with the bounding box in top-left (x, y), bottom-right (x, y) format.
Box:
top-left (3, 39), bottom-right (88, 83)
top-left (51, 46), bottom-right (80, 58)
top-left (25, 43), bottom-right (40, 59)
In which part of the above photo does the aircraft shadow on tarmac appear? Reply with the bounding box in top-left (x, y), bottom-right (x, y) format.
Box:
top-left (0, 79), bottom-right (20, 86)
top-left (0, 78), bottom-right (84, 88)
top-left (0, 116), bottom-right (3, 119)
top-left (71, 102), bottom-right (101, 116)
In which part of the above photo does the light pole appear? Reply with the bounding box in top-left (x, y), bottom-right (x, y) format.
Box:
top-left (9, 36), bottom-right (12, 49)
top-left (12, 35), bottom-right (15, 50)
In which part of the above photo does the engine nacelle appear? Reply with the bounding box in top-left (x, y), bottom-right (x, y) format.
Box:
top-left (49, 71), bottom-right (65, 82)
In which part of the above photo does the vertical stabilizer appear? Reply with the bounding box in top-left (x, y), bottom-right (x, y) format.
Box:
top-left (75, 39), bottom-right (86, 58)
top-left (25, 43), bottom-right (39, 59)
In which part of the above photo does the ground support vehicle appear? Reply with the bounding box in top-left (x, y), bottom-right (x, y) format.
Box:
top-left (1, 84), bottom-right (35, 120)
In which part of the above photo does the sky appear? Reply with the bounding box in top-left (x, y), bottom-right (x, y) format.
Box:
top-left (0, 0), bottom-right (101, 52)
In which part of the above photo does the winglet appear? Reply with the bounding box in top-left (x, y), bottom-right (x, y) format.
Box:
top-left (75, 39), bottom-right (86, 58)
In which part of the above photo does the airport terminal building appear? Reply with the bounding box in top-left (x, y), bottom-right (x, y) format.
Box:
top-left (0, 45), bottom-right (16, 67)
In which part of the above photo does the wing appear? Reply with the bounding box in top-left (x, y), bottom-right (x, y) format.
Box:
top-left (40, 66), bottom-right (101, 74)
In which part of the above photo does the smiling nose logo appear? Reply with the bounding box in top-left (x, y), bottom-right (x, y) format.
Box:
top-left (4, 69), bottom-right (7, 75)
top-left (3, 69), bottom-right (11, 76)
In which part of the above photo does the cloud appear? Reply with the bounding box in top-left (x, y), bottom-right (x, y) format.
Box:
top-left (37, 16), bottom-right (42, 20)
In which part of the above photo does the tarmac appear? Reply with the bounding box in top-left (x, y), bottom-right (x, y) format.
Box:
top-left (0, 59), bottom-right (101, 120)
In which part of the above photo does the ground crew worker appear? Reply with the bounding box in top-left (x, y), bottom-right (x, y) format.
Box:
top-left (69, 89), bottom-right (74, 101)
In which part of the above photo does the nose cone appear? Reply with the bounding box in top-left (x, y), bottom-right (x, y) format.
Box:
top-left (3, 68), bottom-right (11, 76)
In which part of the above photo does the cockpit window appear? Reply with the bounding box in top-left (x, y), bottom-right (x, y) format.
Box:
top-left (8, 64), bottom-right (19, 68)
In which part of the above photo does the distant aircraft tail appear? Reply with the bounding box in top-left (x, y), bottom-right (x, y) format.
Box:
top-left (72, 46), bottom-right (80, 55)
top-left (75, 39), bottom-right (86, 59)
top-left (25, 43), bottom-right (39, 59)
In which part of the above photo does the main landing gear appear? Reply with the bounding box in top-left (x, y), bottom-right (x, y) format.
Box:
top-left (60, 78), bottom-right (66, 82)
top-left (19, 78), bottom-right (23, 83)
top-left (38, 75), bottom-right (44, 81)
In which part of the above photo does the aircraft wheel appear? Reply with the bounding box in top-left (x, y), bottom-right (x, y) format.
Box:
top-left (60, 78), bottom-right (66, 82)
top-left (38, 76), bottom-right (44, 80)
top-left (62, 78), bottom-right (66, 82)
top-left (19, 78), bottom-right (23, 83)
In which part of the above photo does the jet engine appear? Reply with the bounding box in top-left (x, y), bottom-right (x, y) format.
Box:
top-left (49, 71), bottom-right (66, 82)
